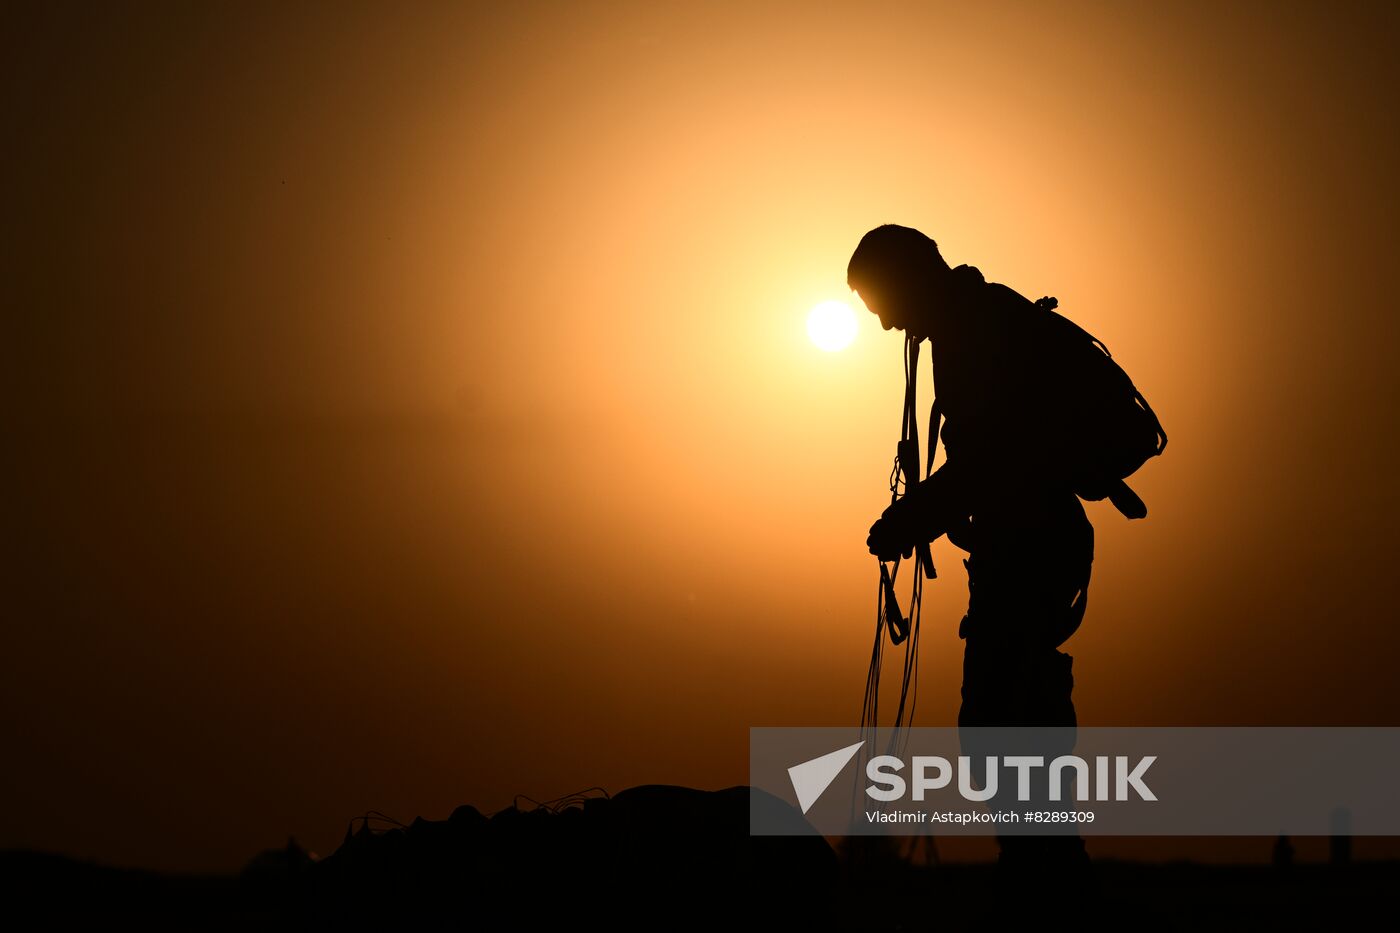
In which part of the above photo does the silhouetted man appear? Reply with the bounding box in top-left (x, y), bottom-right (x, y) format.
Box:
top-left (850, 224), bottom-right (1094, 872)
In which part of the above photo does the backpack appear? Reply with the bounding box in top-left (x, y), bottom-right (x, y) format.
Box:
top-left (1021, 295), bottom-right (1167, 518)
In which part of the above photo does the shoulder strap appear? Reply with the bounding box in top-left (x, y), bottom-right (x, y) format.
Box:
top-left (920, 350), bottom-right (940, 579)
top-left (926, 395), bottom-right (941, 479)
top-left (896, 336), bottom-right (921, 495)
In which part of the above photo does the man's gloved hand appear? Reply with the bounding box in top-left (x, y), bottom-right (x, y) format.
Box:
top-left (867, 498), bottom-right (918, 562)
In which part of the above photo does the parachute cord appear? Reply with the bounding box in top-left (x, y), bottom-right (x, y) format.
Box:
top-left (861, 577), bottom-right (884, 734)
top-left (853, 559), bottom-right (888, 826)
top-left (858, 333), bottom-right (933, 809)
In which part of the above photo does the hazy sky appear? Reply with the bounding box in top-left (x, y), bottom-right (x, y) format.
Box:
top-left (4, 1), bottom-right (1398, 871)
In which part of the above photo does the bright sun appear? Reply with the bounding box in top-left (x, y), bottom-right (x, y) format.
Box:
top-left (806, 300), bottom-right (857, 352)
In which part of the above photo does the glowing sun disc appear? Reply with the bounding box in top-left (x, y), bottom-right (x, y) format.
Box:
top-left (807, 300), bottom-right (857, 351)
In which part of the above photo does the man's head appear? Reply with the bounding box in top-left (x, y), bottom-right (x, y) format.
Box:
top-left (847, 225), bottom-right (951, 339)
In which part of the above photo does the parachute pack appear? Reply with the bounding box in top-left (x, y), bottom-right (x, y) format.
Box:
top-left (1022, 294), bottom-right (1168, 519)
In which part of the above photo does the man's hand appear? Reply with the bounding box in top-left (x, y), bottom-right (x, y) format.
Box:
top-left (867, 498), bottom-right (918, 562)
top-left (867, 462), bottom-right (965, 561)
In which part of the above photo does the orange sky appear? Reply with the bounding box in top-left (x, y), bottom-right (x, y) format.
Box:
top-left (4, 1), bottom-right (1398, 871)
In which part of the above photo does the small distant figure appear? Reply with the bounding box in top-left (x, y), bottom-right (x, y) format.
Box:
top-left (1273, 834), bottom-right (1295, 871)
top-left (1330, 807), bottom-right (1352, 867)
top-left (848, 225), bottom-right (1166, 874)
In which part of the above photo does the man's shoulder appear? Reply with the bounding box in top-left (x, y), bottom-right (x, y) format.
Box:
top-left (950, 265), bottom-right (1033, 309)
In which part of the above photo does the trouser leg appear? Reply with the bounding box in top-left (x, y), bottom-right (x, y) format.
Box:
top-left (957, 498), bottom-right (1097, 868)
top-left (958, 637), bottom-right (1089, 871)
top-left (955, 516), bottom-right (1093, 872)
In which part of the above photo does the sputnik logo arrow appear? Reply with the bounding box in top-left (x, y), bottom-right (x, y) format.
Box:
top-left (787, 741), bottom-right (865, 814)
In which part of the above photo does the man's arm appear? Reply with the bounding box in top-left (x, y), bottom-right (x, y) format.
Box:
top-left (866, 459), bottom-right (972, 560)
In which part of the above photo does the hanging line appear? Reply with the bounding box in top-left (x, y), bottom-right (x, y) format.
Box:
top-left (857, 333), bottom-right (945, 827)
